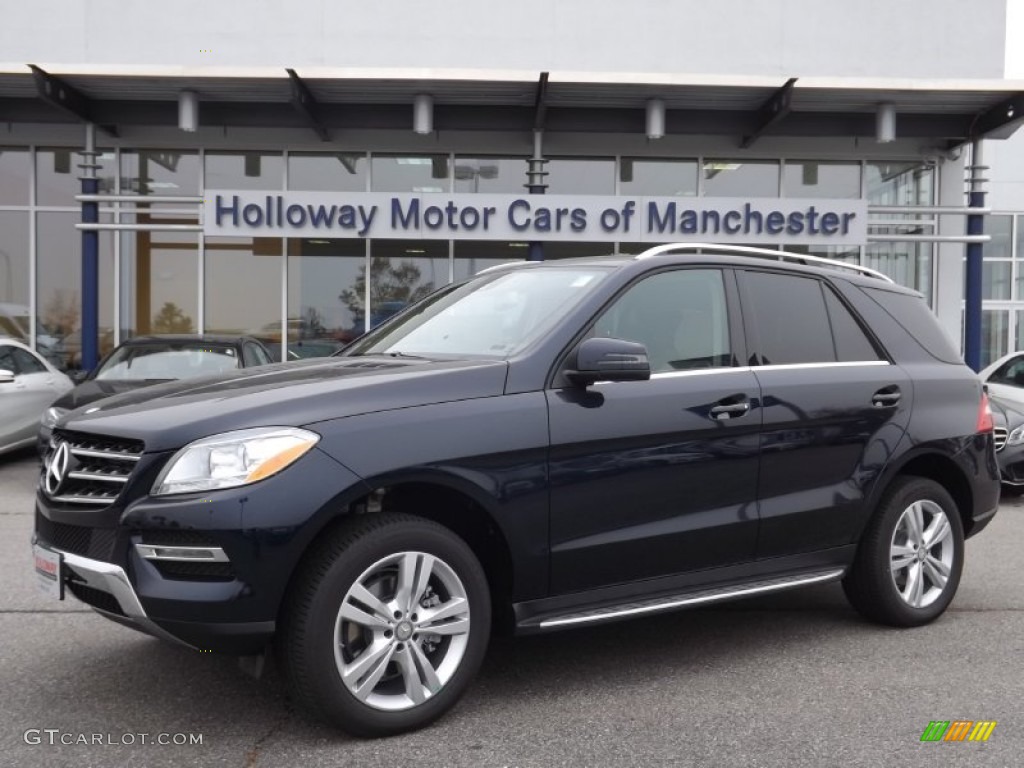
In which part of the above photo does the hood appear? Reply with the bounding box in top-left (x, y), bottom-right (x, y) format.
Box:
top-left (52, 378), bottom-right (160, 410)
top-left (60, 356), bottom-right (509, 452)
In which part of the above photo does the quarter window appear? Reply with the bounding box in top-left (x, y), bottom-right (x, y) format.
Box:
top-left (823, 288), bottom-right (883, 362)
top-left (592, 269), bottom-right (732, 373)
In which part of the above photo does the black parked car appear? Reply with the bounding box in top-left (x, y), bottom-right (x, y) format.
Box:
top-left (38, 335), bottom-right (274, 453)
top-left (988, 394), bottom-right (1024, 486)
top-left (31, 245), bottom-right (999, 737)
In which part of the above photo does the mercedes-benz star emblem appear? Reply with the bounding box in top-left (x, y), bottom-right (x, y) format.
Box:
top-left (44, 441), bottom-right (71, 497)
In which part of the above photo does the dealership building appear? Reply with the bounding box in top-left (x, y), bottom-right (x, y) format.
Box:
top-left (2, 0), bottom-right (1024, 368)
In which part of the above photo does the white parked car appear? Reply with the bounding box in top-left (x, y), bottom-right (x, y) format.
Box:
top-left (980, 351), bottom-right (1024, 406)
top-left (0, 339), bottom-right (73, 456)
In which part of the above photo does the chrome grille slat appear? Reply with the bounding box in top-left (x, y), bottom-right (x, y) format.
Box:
top-left (50, 495), bottom-right (119, 505)
top-left (994, 427), bottom-right (1008, 452)
top-left (70, 447), bottom-right (141, 462)
top-left (68, 471), bottom-right (130, 484)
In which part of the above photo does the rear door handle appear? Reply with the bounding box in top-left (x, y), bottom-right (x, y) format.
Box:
top-left (709, 396), bottom-right (751, 421)
top-left (872, 386), bottom-right (901, 408)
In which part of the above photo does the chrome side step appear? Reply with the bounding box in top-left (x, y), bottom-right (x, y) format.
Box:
top-left (538, 568), bottom-right (845, 629)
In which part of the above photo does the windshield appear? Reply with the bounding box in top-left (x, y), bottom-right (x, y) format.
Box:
top-left (347, 267), bottom-right (611, 358)
top-left (95, 344), bottom-right (241, 381)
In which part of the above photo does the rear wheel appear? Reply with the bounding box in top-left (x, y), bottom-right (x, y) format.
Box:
top-left (843, 476), bottom-right (964, 627)
top-left (279, 514), bottom-right (491, 736)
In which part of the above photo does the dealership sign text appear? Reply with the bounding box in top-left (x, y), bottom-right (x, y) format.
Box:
top-left (205, 192), bottom-right (867, 245)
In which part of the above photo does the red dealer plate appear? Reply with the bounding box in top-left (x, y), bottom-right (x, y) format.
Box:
top-left (33, 544), bottom-right (63, 599)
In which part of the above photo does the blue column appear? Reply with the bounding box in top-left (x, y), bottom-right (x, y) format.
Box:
top-left (80, 172), bottom-right (99, 372)
top-left (963, 141), bottom-right (986, 372)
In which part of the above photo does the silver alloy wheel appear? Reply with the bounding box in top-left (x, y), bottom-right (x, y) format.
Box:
top-left (889, 500), bottom-right (955, 609)
top-left (333, 551), bottom-right (471, 712)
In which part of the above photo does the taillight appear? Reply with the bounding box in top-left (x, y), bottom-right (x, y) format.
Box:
top-left (977, 392), bottom-right (994, 433)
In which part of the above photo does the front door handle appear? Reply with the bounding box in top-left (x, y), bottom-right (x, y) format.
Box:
top-left (872, 386), bottom-right (901, 408)
top-left (709, 396), bottom-right (751, 421)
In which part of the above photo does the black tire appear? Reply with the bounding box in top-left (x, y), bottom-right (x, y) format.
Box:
top-left (843, 476), bottom-right (964, 627)
top-left (278, 513), bottom-right (491, 737)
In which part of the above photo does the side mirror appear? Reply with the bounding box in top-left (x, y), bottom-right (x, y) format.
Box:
top-left (0, 369), bottom-right (14, 384)
top-left (68, 370), bottom-right (90, 384)
top-left (567, 337), bottom-right (651, 387)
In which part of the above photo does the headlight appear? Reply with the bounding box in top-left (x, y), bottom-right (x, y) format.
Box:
top-left (40, 407), bottom-right (69, 430)
top-left (151, 427), bottom-right (320, 496)
top-left (1008, 426), bottom-right (1024, 446)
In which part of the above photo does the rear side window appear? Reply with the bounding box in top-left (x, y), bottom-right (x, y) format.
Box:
top-left (823, 287), bottom-right (884, 362)
top-left (860, 286), bottom-right (961, 364)
top-left (743, 271), bottom-right (835, 364)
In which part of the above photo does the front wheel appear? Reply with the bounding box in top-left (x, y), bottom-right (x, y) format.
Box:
top-left (279, 514), bottom-right (491, 737)
top-left (843, 476), bottom-right (964, 627)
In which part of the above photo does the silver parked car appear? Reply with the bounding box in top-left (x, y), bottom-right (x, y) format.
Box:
top-left (0, 339), bottom-right (73, 456)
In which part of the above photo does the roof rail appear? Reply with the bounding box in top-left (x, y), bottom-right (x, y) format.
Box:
top-left (634, 243), bottom-right (894, 283)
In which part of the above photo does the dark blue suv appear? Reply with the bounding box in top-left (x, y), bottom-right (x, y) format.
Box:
top-left (32, 244), bottom-right (999, 737)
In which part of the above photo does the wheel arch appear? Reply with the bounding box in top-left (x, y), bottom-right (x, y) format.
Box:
top-left (280, 469), bottom-right (518, 634)
top-left (867, 449), bottom-right (975, 538)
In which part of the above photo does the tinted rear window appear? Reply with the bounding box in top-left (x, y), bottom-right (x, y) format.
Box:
top-left (860, 286), bottom-right (961, 364)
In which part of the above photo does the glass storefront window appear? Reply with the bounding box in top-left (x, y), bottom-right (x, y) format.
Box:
top-left (543, 242), bottom-right (614, 260)
top-left (360, 240), bottom-right (449, 331)
top-left (454, 157), bottom-right (528, 194)
top-left (371, 155), bottom-right (449, 193)
top-left (287, 239), bottom-right (366, 355)
top-left (119, 228), bottom-right (199, 339)
top-left (783, 160), bottom-right (860, 199)
top-left (982, 261), bottom-right (1012, 301)
top-left (981, 309), bottom-right (1009, 368)
top-left (702, 159), bottom-right (779, 197)
top-left (204, 237), bottom-right (282, 339)
top-left (453, 241), bottom-right (529, 282)
top-left (986, 215), bottom-right (1012, 259)
top-left (37, 212), bottom-right (115, 370)
top-left (545, 158), bottom-right (615, 195)
top-left (205, 152), bottom-right (283, 191)
top-left (0, 211), bottom-right (30, 308)
top-left (121, 151), bottom-right (200, 196)
top-left (0, 148), bottom-right (31, 204)
top-left (36, 148), bottom-right (118, 205)
top-left (865, 161), bottom-right (933, 206)
top-left (865, 243), bottom-right (933, 302)
top-left (619, 158), bottom-right (698, 197)
top-left (288, 152), bottom-right (367, 192)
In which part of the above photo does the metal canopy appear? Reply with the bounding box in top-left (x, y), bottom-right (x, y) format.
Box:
top-left (1, 68), bottom-right (1021, 145)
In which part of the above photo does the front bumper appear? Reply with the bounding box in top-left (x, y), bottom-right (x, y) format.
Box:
top-left (34, 445), bottom-right (370, 653)
top-left (33, 539), bottom-right (195, 649)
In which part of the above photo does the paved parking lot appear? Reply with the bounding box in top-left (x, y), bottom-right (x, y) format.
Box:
top-left (1, 448), bottom-right (1021, 767)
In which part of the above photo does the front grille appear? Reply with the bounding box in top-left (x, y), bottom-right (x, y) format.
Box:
top-left (994, 427), bottom-right (1008, 452)
top-left (45, 430), bottom-right (144, 508)
top-left (152, 561), bottom-right (236, 582)
top-left (66, 581), bottom-right (125, 616)
top-left (35, 511), bottom-right (116, 561)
